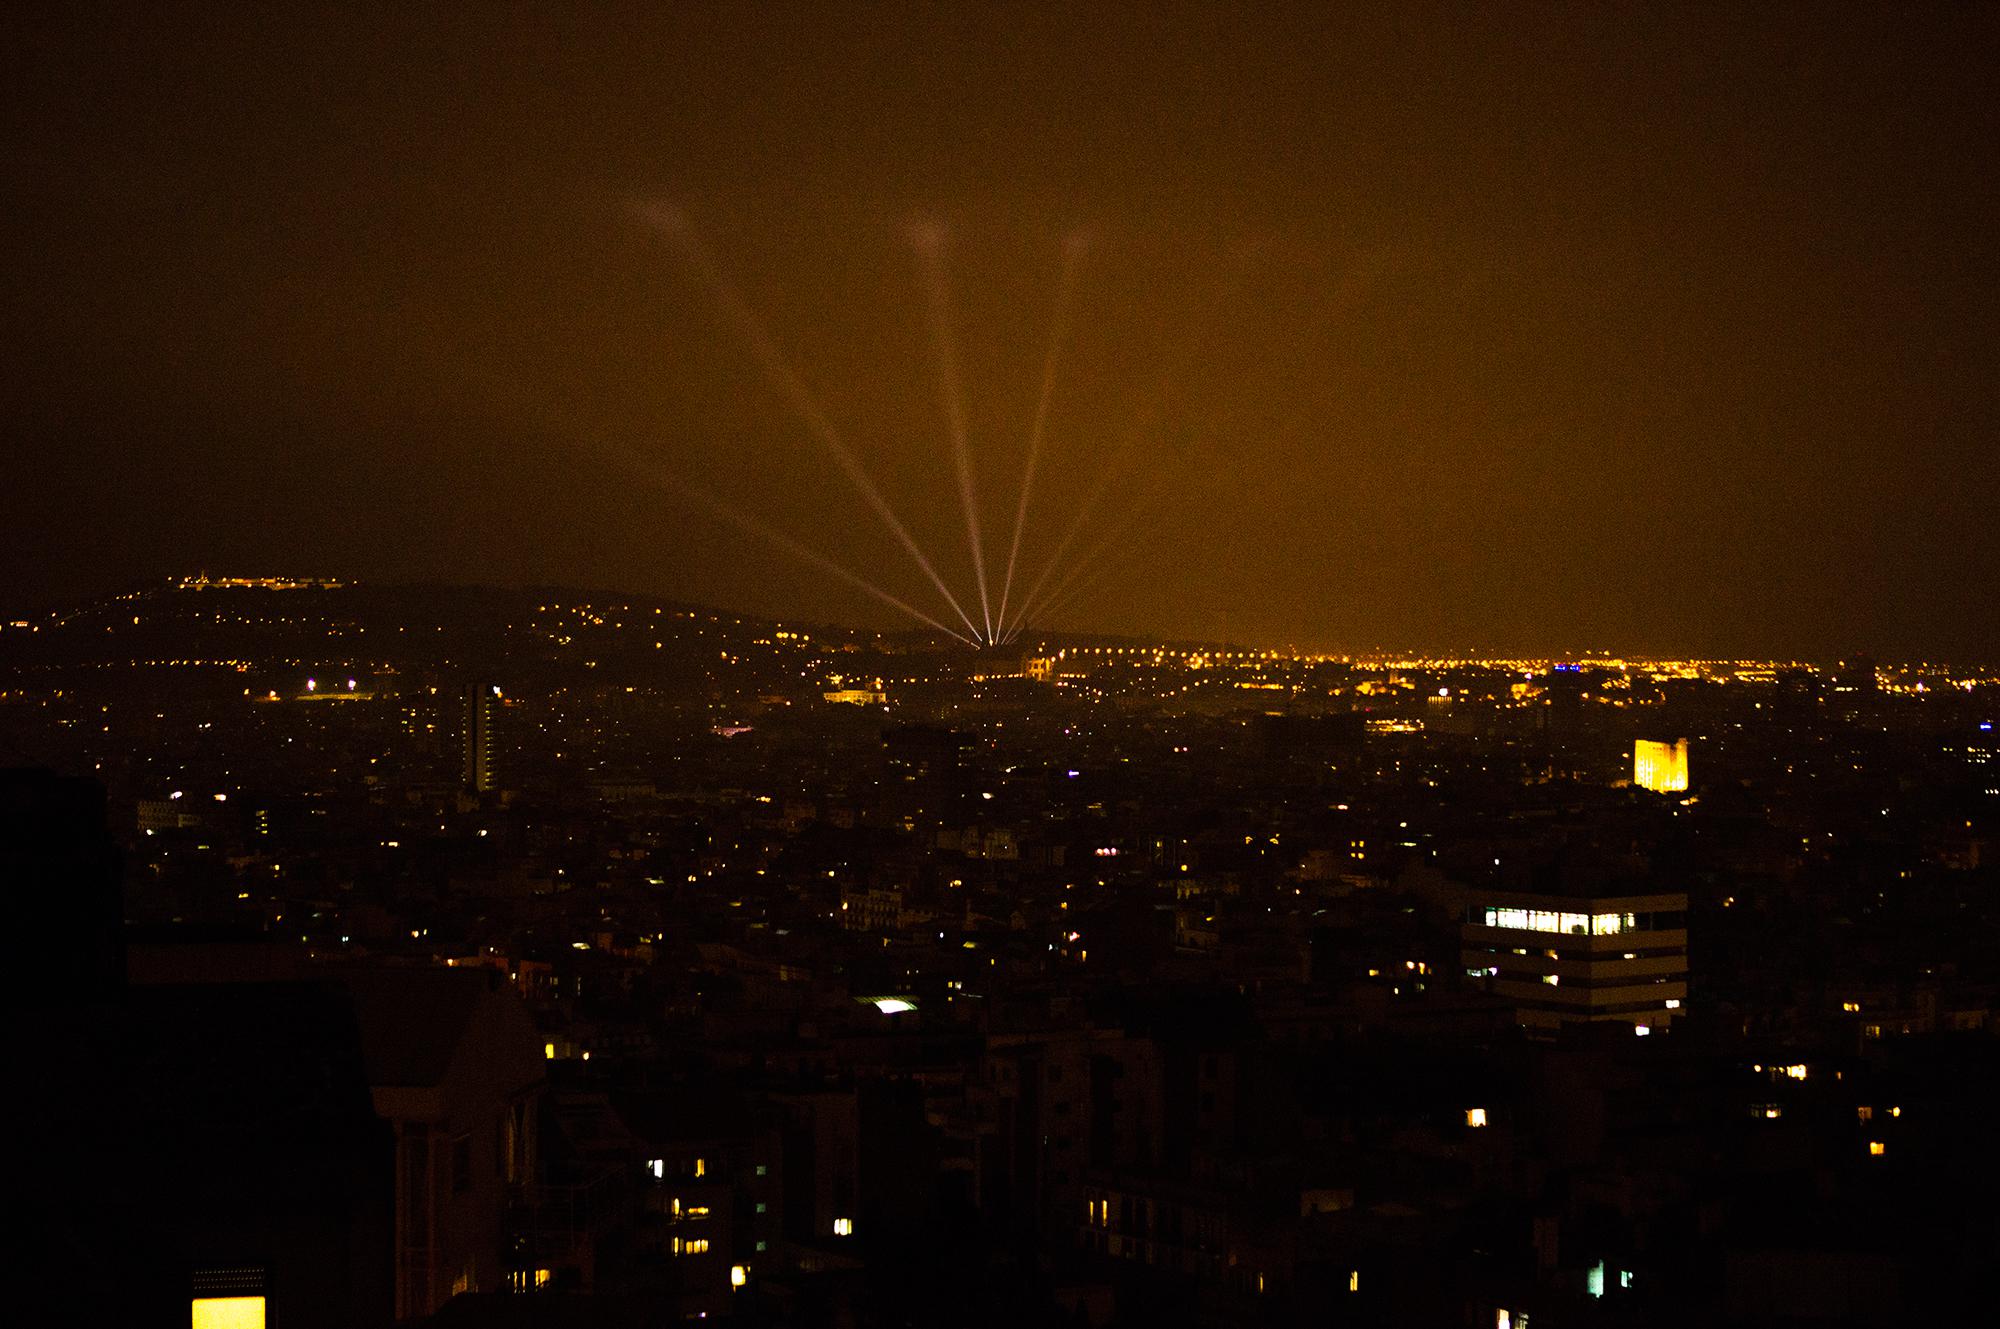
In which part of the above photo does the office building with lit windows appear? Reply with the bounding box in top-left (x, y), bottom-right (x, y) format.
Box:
top-left (1461, 889), bottom-right (1688, 1033)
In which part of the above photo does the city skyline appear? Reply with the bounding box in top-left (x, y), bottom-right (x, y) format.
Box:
top-left (9, 572), bottom-right (1998, 671)
top-left (12, 9), bottom-right (1998, 1324)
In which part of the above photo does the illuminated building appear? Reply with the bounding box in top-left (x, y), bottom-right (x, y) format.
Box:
top-left (822, 674), bottom-right (887, 704)
top-left (462, 684), bottom-right (501, 792)
top-left (1461, 890), bottom-right (1689, 1032)
top-left (1633, 738), bottom-right (1689, 793)
top-left (191, 1292), bottom-right (266, 1328)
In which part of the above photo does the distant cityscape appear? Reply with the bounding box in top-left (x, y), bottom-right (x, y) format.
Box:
top-left (11, 576), bottom-right (1997, 1326)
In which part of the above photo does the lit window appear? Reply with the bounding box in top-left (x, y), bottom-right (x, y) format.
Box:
top-left (833, 1217), bottom-right (853, 1236)
top-left (1868, 1141), bottom-right (1886, 1156)
top-left (1856, 1106), bottom-right (1873, 1122)
top-left (683, 1238), bottom-right (709, 1254)
top-left (192, 1298), bottom-right (265, 1329)
top-left (1465, 1108), bottom-right (1488, 1128)
top-left (695, 1158), bottom-right (706, 1178)
top-left (1349, 1270), bottom-right (1359, 1293)
top-left (649, 1159), bottom-right (664, 1179)
top-left (730, 1264), bottom-right (749, 1287)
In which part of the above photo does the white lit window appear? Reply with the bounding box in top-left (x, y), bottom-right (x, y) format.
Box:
top-left (833, 1217), bottom-right (853, 1236)
top-left (730, 1264), bottom-right (749, 1287)
top-left (1465, 1108), bottom-right (1488, 1128)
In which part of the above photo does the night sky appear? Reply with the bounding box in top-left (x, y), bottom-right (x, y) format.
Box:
top-left (5, 3), bottom-right (1995, 658)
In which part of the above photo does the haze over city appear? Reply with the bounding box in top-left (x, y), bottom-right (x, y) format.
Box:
top-left (5, 3), bottom-right (1995, 659)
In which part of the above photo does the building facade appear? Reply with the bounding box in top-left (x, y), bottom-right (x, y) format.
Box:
top-left (1461, 890), bottom-right (1688, 1032)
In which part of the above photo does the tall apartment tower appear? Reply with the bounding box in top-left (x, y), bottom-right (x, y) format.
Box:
top-left (463, 684), bottom-right (501, 793)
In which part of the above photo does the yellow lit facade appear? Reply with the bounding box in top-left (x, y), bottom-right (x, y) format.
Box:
top-left (192, 1297), bottom-right (266, 1329)
top-left (1633, 738), bottom-right (1689, 793)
